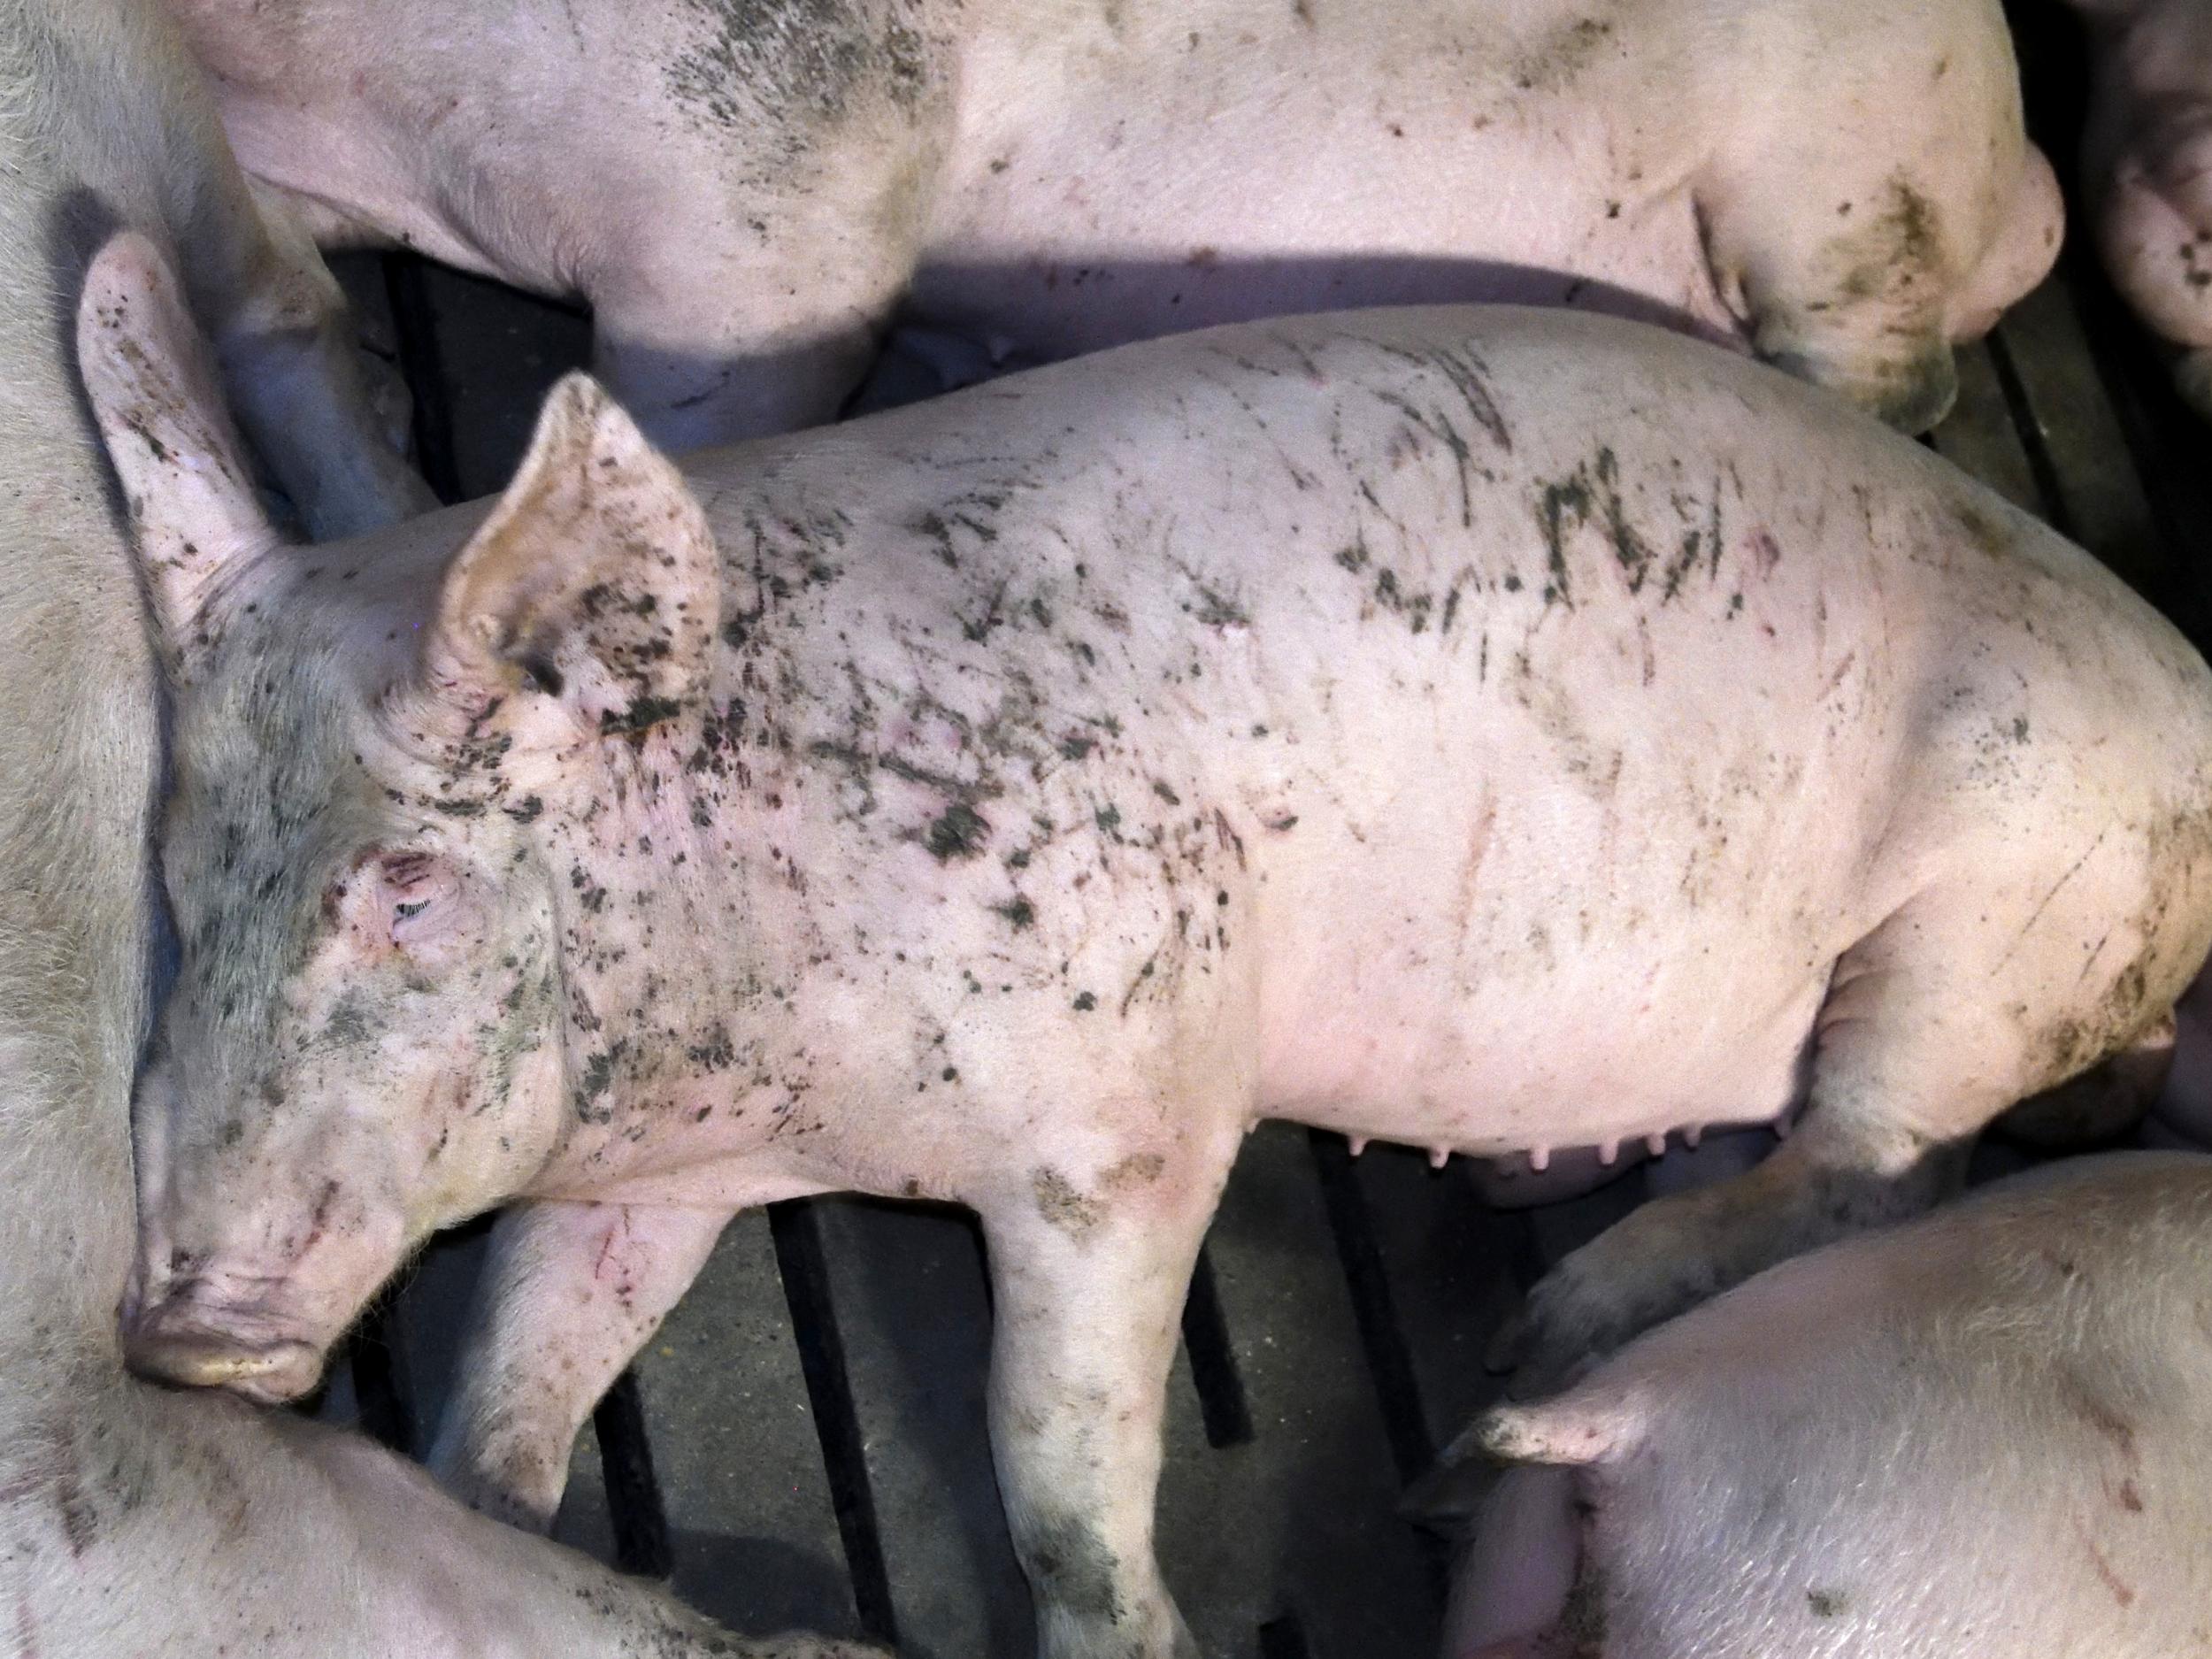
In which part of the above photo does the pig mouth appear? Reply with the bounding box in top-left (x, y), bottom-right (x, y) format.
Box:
top-left (123, 1298), bottom-right (333, 1405)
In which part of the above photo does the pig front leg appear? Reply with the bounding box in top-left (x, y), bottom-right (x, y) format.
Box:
top-left (426, 1199), bottom-right (732, 1530)
top-left (978, 1139), bottom-right (1240, 1659)
top-left (174, 178), bottom-right (439, 537)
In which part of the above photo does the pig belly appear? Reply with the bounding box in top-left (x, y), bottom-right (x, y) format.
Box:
top-left (1263, 930), bottom-right (1825, 1159)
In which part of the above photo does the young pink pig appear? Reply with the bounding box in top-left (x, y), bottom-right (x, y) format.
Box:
top-left (88, 300), bottom-right (2212, 1659)
top-left (1432, 1152), bottom-right (2212, 1659)
top-left (162, 0), bottom-right (2059, 441)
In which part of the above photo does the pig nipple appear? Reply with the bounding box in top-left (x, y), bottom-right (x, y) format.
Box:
top-left (1597, 1138), bottom-right (1620, 1167)
top-left (1684, 1123), bottom-right (1704, 1148)
top-left (1427, 1144), bottom-right (1450, 1170)
top-left (1645, 1133), bottom-right (1668, 1157)
top-left (1529, 1144), bottom-right (1552, 1172)
top-left (1348, 1135), bottom-right (1370, 1157)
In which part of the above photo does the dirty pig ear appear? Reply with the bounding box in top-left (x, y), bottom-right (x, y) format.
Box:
top-left (75, 231), bottom-right (281, 664)
top-left (422, 373), bottom-right (720, 738)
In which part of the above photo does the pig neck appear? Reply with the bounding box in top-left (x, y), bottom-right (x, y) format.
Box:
top-left (515, 471), bottom-right (1274, 1204)
top-left (520, 710), bottom-right (829, 1203)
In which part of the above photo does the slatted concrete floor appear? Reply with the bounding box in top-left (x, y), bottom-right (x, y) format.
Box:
top-left (302, 2), bottom-right (2212, 1651)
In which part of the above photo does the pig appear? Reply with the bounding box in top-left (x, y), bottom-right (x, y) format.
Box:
top-left (91, 299), bottom-right (2212, 1659)
top-left (0, 3), bottom-right (868, 1654)
top-left (1427, 1151), bottom-right (2212, 1659)
top-left (2070, 0), bottom-right (2212, 417)
top-left (160, 0), bottom-right (2061, 444)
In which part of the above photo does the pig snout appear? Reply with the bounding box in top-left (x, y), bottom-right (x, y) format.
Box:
top-left (123, 1294), bottom-right (326, 1404)
top-left (124, 1178), bottom-right (403, 1405)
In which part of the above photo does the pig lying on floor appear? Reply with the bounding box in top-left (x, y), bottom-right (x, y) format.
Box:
top-left (90, 302), bottom-right (2212, 1658)
top-left (1432, 1152), bottom-right (2212, 1658)
top-left (3, 2), bottom-right (866, 1653)
top-left (162, 0), bottom-right (2059, 441)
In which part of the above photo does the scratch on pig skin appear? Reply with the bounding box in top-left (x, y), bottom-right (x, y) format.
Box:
top-left (1995, 830), bottom-right (2108, 972)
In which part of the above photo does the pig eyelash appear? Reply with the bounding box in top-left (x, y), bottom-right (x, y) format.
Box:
top-left (394, 898), bottom-right (431, 920)
top-left (378, 850), bottom-right (438, 888)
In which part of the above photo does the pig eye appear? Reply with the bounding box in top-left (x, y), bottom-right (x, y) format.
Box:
top-left (518, 652), bottom-right (565, 696)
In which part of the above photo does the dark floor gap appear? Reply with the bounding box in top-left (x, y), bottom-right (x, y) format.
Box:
top-left (1310, 1131), bottom-right (1436, 1488)
top-left (380, 253), bottom-right (463, 504)
top-left (1982, 325), bottom-right (2077, 544)
top-left (1180, 1241), bottom-right (1255, 1448)
top-left (771, 1199), bottom-right (901, 1647)
top-left (2056, 264), bottom-right (2212, 641)
top-left (1257, 1612), bottom-right (1313, 1659)
top-left (593, 1370), bottom-right (676, 1577)
top-left (346, 1289), bottom-right (415, 1453)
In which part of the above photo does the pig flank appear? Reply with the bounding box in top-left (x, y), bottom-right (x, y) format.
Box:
top-left (163, 0), bottom-right (2061, 441)
top-left (0, 2), bottom-right (869, 1655)
top-left (101, 303), bottom-right (2212, 1656)
top-left (1437, 1154), bottom-right (2212, 1658)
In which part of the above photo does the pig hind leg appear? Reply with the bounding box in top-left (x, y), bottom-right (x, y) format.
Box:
top-left (588, 240), bottom-right (908, 449)
top-left (1503, 906), bottom-right (2048, 1395)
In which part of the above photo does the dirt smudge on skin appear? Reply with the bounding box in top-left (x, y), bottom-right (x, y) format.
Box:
top-left (1033, 1165), bottom-right (1106, 1235)
top-left (665, 0), bottom-right (939, 150)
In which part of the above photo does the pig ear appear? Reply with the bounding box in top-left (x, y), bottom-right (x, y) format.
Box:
top-left (75, 231), bottom-right (281, 664)
top-left (420, 373), bottom-right (720, 740)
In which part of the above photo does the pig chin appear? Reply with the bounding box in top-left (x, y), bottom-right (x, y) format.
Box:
top-left (122, 1303), bottom-right (329, 1405)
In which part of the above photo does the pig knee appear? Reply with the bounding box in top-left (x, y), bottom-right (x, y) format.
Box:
top-left (1009, 1507), bottom-right (1193, 1659)
top-left (1759, 324), bottom-right (1958, 434)
top-left (425, 1414), bottom-right (566, 1533)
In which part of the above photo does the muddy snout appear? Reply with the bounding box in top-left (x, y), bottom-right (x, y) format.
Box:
top-left (123, 1286), bottom-right (329, 1404)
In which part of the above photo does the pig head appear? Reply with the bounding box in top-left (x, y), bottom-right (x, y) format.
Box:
top-left (81, 235), bottom-right (682, 1397)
